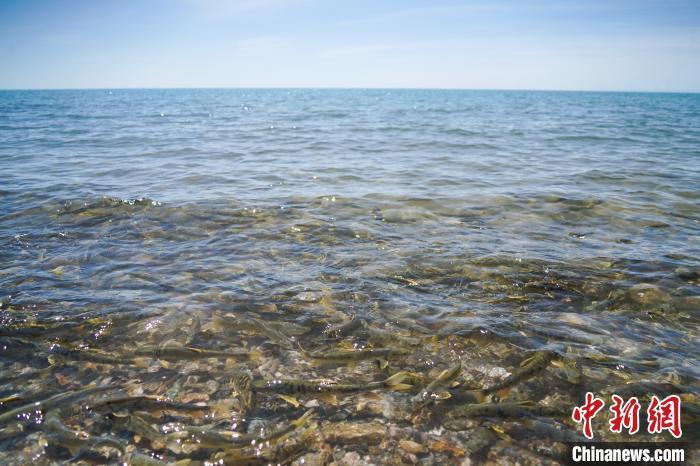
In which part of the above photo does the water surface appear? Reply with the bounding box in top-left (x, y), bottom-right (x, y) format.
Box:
top-left (1, 89), bottom-right (699, 464)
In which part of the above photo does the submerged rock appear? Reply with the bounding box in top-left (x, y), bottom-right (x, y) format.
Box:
top-left (627, 284), bottom-right (672, 307)
top-left (324, 422), bottom-right (387, 446)
top-left (674, 296), bottom-right (700, 313)
top-left (294, 448), bottom-right (332, 466)
top-left (295, 291), bottom-right (323, 303)
top-left (334, 451), bottom-right (364, 466)
top-left (399, 439), bottom-right (427, 455)
top-left (675, 267), bottom-right (700, 281)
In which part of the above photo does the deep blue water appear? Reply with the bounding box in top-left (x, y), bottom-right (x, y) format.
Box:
top-left (2, 89), bottom-right (699, 204)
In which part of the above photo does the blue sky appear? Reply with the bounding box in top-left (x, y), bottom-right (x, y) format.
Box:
top-left (1, 0), bottom-right (698, 91)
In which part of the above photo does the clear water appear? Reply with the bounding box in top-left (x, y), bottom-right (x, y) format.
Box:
top-left (1, 89), bottom-right (699, 463)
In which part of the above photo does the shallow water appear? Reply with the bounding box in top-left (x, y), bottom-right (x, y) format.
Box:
top-left (1, 89), bottom-right (699, 464)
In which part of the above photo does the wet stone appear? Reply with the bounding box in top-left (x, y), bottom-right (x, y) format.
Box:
top-left (332, 451), bottom-right (364, 466)
top-left (675, 267), bottom-right (700, 281)
top-left (674, 296), bottom-right (700, 312)
top-left (324, 422), bottom-right (387, 446)
top-left (428, 437), bottom-right (467, 457)
top-left (399, 439), bottom-right (427, 455)
top-left (295, 291), bottom-right (323, 302)
top-left (627, 283), bottom-right (672, 306)
top-left (294, 449), bottom-right (332, 466)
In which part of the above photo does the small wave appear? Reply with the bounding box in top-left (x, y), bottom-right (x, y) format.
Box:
top-left (442, 127), bottom-right (481, 137)
top-left (546, 134), bottom-right (643, 143)
top-left (57, 196), bottom-right (162, 215)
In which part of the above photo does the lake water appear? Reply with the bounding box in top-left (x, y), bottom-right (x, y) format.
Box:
top-left (1, 89), bottom-right (699, 464)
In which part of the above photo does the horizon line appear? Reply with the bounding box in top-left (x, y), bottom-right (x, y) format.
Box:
top-left (1, 86), bottom-right (698, 95)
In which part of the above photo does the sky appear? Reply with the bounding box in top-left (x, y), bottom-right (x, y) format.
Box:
top-left (0, 0), bottom-right (699, 91)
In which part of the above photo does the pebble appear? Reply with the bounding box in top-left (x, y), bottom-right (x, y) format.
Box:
top-left (294, 449), bottom-right (331, 466)
top-left (204, 379), bottom-right (219, 394)
top-left (355, 395), bottom-right (394, 419)
top-left (324, 422), bottom-right (387, 445)
top-left (399, 439), bottom-right (427, 455)
top-left (335, 451), bottom-right (362, 466)
top-left (304, 399), bottom-right (320, 408)
top-left (296, 291), bottom-right (323, 302)
top-left (428, 437), bottom-right (467, 457)
top-left (675, 267), bottom-right (699, 281)
top-left (674, 296), bottom-right (700, 312)
top-left (628, 284), bottom-right (671, 306)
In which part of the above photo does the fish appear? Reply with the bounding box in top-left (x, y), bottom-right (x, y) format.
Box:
top-left (0, 384), bottom-right (116, 425)
top-left (218, 313), bottom-right (295, 349)
top-left (48, 344), bottom-right (128, 365)
top-left (124, 452), bottom-right (170, 466)
top-left (125, 452), bottom-right (196, 466)
top-left (298, 344), bottom-right (409, 364)
top-left (400, 371), bottom-right (431, 386)
top-left (0, 366), bottom-right (55, 386)
top-left (88, 395), bottom-right (209, 414)
top-left (527, 326), bottom-right (601, 345)
top-left (254, 371), bottom-right (410, 394)
top-left (600, 380), bottom-right (686, 397)
top-left (44, 411), bottom-right (126, 456)
top-left (229, 368), bottom-right (256, 413)
top-left (185, 314), bottom-right (201, 345)
top-left (365, 325), bottom-right (422, 347)
top-left (278, 394), bottom-right (302, 407)
top-left (262, 320), bottom-right (310, 337)
top-left (114, 412), bottom-right (162, 440)
top-left (505, 418), bottom-right (589, 443)
top-left (412, 362), bottom-right (462, 405)
top-left (165, 376), bottom-right (185, 399)
top-left (446, 401), bottom-right (567, 423)
top-left (166, 409), bottom-right (315, 450)
top-left (578, 353), bottom-right (660, 369)
top-left (213, 428), bottom-right (314, 465)
top-left (322, 315), bottom-right (363, 339)
top-left (0, 394), bottom-right (22, 406)
top-left (0, 295), bottom-right (12, 310)
top-left (134, 343), bottom-right (247, 361)
top-left (561, 359), bottom-right (583, 385)
top-left (469, 350), bottom-right (560, 402)
top-left (0, 323), bottom-right (55, 338)
top-left (0, 318), bottom-right (104, 338)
